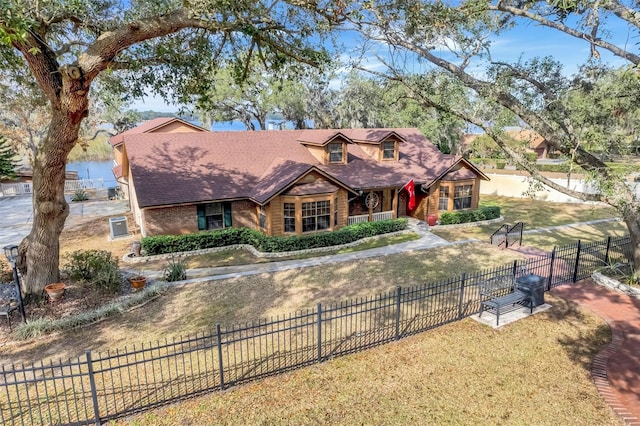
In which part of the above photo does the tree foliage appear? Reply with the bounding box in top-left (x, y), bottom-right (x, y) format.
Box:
top-left (0, 0), bottom-right (347, 295)
top-left (0, 134), bottom-right (18, 180)
top-left (356, 0), bottom-right (640, 265)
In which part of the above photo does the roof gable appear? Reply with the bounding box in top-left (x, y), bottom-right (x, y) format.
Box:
top-left (109, 117), bottom-right (208, 146)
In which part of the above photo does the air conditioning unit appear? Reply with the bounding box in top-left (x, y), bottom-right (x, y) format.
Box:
top-left (109, 216), bottom-right (129, 239)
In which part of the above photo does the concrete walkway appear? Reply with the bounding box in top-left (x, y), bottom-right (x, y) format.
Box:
top-left (138, 218), bottom-right (476, 282)
top-left (0, 195), bottom-right (129, 248)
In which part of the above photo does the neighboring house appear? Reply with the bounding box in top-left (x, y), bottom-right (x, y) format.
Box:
top-left (461, 128), bottom-right (553, 160)
top-left (110, 119), bottom-right (489, 237)
top-left (506, 129), bottom-right (552, 159)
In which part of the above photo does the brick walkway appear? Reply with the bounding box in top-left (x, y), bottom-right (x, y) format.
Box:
top-left (552, 281), bottom-right (640, 425)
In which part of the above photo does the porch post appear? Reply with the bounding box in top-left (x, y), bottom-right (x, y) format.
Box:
top-left (368, 190), bottom-right (373, 222)
top-left (392, 188), bottom-right (398, 219)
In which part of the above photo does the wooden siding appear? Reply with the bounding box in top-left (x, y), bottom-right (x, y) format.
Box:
top-left (355, 136), bottom-right (400, 162)
top-left (305, 145), bottom-right (325, 163)
top-left (358, 143), bottom-right (379, 159)
top-left (154, 121), bottom-right (204, 134)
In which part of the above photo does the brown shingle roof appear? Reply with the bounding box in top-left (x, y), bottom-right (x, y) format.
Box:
top-left (124, 128), bottom-right (477, 208)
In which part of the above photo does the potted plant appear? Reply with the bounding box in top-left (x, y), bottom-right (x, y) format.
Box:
top-left (129, 275), bottom-right (147, 290)
top-left (44, 282), bottom-right (66, 302)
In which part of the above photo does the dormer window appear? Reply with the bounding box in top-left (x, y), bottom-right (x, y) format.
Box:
top-left (328, 142), bottom-right (344, 163)
top-left (382, 141), bottom-right (396, 160)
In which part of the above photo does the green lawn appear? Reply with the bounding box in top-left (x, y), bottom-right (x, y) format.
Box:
top-left (135, 232), bottom-right (421, 272)
top-left (432, 195), bottom-right (621, 244)
top-left (120, 294), bottom-right (618, 426)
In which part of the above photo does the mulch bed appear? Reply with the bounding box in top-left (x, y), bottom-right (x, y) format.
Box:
top-left (0, 275), bottom-right (138, 343)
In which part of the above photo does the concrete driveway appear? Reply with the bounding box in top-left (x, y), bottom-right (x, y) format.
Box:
top-left (0, 195), bottom-right (129, 248)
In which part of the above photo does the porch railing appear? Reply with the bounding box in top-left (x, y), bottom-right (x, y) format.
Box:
top-left (348, 210), bottom-right (394, 225)
top-left (0, 178), bottom-right (105, 197)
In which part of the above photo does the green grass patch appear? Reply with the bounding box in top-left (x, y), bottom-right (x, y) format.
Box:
top-left (433, 195), bottom-right (619, 243)
top-left (136, 232), bottom-right (421, 272)
top-left (122, 295), bottom-right (617, 426)
top-left (523, 221), bottom-right (628, 251)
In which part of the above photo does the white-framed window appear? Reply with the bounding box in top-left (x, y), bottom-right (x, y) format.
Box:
top-left (382, 141), bottom-right (395, 160)
top-left (197, 202), bottom-right (231, 230)
top-left (284, 203), bottom-right (296, 233)
top-left (438, 186), bottom-right (449, 211)
top-left (205, 203), bottom-right (224, 229)
top-left (328, 142), bottom-right (343, 163)
top-left (259, 207), bottom-right (267, 229)
top-left (302, 200), bottom-right (331, 232)
top-left (454, 185), bottom-right (473, 210)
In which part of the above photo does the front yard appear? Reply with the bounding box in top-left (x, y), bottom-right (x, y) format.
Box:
top-left (431, 195), bottom-right (623, 244)
top-left (0, 195), bottom-right (628, 424)
top-left (121, 293), bottom-right (618, 425)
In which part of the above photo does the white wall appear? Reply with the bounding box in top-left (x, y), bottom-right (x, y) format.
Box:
top-left (480, 173), bottom-right (600, 204)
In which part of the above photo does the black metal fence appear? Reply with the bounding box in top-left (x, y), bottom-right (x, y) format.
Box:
top-left (0, 235), bottom-right (633, 425)
top-left (490, 222), bottom-right (524, 248)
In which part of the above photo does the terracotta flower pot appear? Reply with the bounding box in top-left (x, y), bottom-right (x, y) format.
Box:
top-left (44, 283), bottom-right (65, 302)
top-left (130, 276), bottom-right (147, 290)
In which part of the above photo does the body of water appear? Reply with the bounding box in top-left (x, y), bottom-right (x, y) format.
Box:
top-left (66, 160), bottom-right (117, 187)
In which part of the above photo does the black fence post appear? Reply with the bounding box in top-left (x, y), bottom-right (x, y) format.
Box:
top-left (85, 350), bottom-right (102, 426)
top-left (317, 303), bottom-right (322, 363)
top-left (604, 236), bottom-right (611, 265)
top-left (395, 286), bottom-right (402, 340)
top-left (573, 240), bottom-right (582, 283)
top-left (512, 260), bottom-right (518, 277)
top-left (216, 324), bottom-right (225, 391)
top-left (519, 222), bottom-right (524, 246)
top-left (457, 273), bottom-right (466, 319)
top-left (504, 226), bottom-right (509, 248)
top-left (547, 247), bottom-right (556, 290)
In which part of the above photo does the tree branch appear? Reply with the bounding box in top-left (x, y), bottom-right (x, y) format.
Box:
top-left (488, 3), bottom-right (640, 65)
top-left (490, 61), bottom-right (557, 101)
top-left (12, 30), bottom-right (63, 105)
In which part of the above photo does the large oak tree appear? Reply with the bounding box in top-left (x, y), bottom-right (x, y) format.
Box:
top-left (356, 0), bottom-right (640, 266)
top-left (0, 0), bottom-right (346, 295)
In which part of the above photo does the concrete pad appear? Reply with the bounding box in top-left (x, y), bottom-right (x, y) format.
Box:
top-left (470, 303), bottom-right (553, 329)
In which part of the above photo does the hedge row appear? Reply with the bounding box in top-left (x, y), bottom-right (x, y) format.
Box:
top-left (438, 206), bottom-right (501, 225)
top-left (141, 219), bottom-right (409, 256)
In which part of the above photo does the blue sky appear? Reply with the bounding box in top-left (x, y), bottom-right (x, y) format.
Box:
top-left (130, 12), bottom-right (637, 112)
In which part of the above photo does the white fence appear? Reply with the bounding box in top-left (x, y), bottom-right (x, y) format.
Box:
top-left (0, 178), bottom-right (105, 197)
top-left (480, 173), bottom-right (598, 203)
top-left (347, 210), bottom-right (394, 225)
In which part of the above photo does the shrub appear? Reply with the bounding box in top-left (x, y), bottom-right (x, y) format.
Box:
top-left (141, 219), bottom-right (409, 256)
top-left (524, 152), bottom-right (539, 163)
top-left (438, 206), bottom-right (501, 226)
top-left (163, 257), bottom-right (187, 282)
top-left (64, 250), bottom-right (120, 293)
top-left (535, 163), bottom-right (574, 173)
top-left (71, 189), bottom-right (89, 201)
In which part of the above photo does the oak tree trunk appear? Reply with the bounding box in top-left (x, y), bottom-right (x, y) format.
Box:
top-left (19, 101), bottom-right (88, 296)
top-left (623, 207), bottom-right (640, 269)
